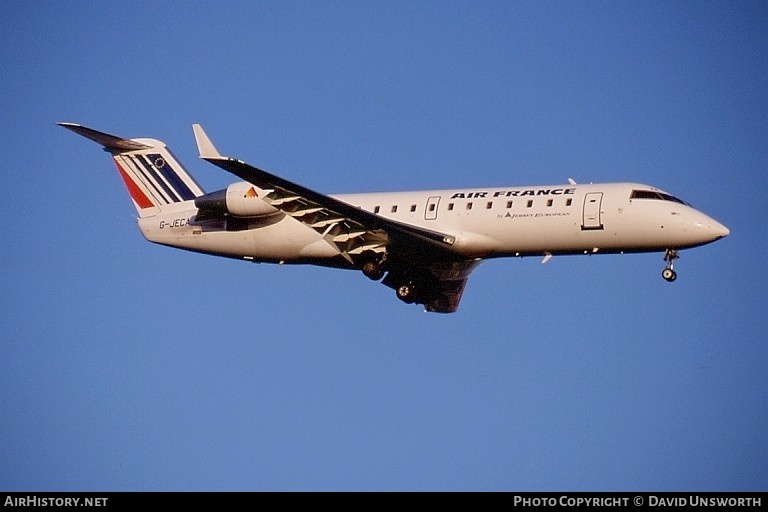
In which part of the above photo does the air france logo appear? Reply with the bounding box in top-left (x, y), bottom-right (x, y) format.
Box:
top-left (450, 188), bottom-right (576, 199)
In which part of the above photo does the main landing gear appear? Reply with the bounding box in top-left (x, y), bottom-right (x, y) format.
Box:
top-left (359, 252), bottom-right (436, 307)
top-left (362, 260), bottom-right (386, 281)
top-left (360, 251), bottom-right (387, 281)
top-left (395, 282), bottom-right (417, 304)
top-left (662, 249), bottom-right (679, 282)
top-left (382, 270), bottom-right (433, 306)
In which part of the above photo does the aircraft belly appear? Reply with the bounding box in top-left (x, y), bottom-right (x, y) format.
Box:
top-left (139, 215), bottom-right (333, 261)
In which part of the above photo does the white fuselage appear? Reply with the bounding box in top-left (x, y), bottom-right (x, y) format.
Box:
top-left (137, 182), bottom-right (729, 266)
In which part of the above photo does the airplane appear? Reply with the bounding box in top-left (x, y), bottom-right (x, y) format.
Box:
top-left (59, 122), bottom-right (729, 313)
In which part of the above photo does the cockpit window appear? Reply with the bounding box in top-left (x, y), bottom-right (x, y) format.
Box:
top-left (630, 190), bottom-right (689, 206)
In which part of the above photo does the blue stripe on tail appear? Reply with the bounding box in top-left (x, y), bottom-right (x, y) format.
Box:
top-left (147, 153), bottom-right (197, 201)
top-left (133, 155), bottom-right (180, 202)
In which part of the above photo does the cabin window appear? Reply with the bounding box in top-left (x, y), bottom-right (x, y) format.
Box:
top-left (410, 204), bottom-right (417, 212)
top-left (466, 202), bottom-right (473, 210)
top-left (506, 201), bottom-right (513, 209)
top-left (374, 205), bottom-right (380, 214)
top-left (391, 205), bottom-right (398, 213)
top-left (566, 198), bottom-right (573, 206)
top-left (448, 203), bottom-right (454, 211)
top-left (428, 204), bottom-right (436, 212)
top-left (547, 199), bottom-right (553, 207)
top-left (486, 201), bottom-right (493, 209)
top-left (527, 200), bottom-right (533, 208)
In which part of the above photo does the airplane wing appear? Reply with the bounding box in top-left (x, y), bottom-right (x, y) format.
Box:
top-left (193, 125), bottom-right (477, 313)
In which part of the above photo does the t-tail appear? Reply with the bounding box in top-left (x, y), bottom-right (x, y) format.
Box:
top-left (58, 122), bottom-right (204, 217)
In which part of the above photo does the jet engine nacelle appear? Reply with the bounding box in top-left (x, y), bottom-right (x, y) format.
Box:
top-left (194, 182), bottom-right (279, 218)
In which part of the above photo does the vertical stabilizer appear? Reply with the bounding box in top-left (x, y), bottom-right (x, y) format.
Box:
top-left (58, 123), bottom-right (204, 217)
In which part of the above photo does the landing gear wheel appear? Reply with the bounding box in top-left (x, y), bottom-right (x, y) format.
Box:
top-left (362, 261), bottom-right (385, 281)
top-left (396, 282), bottom-right (416, 303)
top-left (662, 249), bottom-right (679, 283)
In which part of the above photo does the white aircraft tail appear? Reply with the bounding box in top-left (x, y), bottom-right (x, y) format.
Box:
top-left (58, 123), bottom-right (204, 217)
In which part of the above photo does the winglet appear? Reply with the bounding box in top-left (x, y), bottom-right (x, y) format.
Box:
top-left (192, 124), bottom-right (222, 159)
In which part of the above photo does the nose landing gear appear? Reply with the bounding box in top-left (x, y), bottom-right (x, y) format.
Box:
top-left (662, 249), bottom-right (679, 282)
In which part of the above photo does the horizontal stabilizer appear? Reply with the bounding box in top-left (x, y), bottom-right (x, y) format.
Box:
top-left (57, 122), bottom-right (151, 151)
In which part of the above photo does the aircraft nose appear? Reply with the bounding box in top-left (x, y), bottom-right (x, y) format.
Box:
top-left (711, 220), bottom-right (730, 239)
top-left (694, 215), bottom-right (729, 242)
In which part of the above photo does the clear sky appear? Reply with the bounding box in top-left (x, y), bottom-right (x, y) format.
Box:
top-left (1, 1), bottom-right (766, 491)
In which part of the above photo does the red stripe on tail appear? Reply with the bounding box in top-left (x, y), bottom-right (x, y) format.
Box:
top-left (114, 160), bottom-right (154, 209)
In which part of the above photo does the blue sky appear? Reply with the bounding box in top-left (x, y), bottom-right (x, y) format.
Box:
top-left (1, 1), bottom-right (766, 490)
